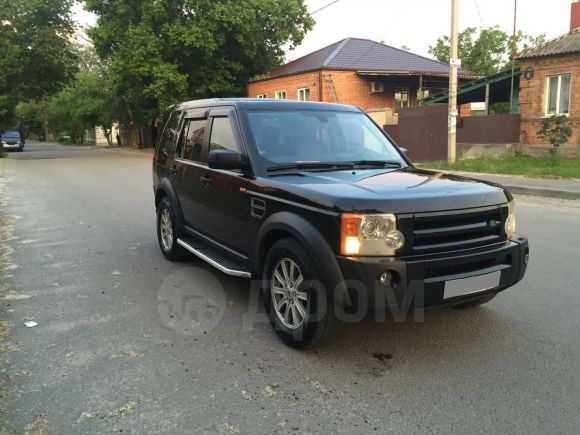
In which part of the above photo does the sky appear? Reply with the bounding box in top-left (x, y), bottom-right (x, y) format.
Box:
top-left (73, 0), bottom-right (575, 62)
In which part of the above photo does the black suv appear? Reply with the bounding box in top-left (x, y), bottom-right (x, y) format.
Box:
top-left (153, 99), bottom-right (529, 348)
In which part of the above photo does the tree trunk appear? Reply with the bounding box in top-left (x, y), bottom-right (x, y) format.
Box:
top-left (125, 102), bottom-right (139, 148)
top-left (104, 127), bottom-right (113, 146)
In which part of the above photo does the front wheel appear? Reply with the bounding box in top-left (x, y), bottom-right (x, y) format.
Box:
top-left (263, 238), bottom-right (339, 348)
top-left (156, 197), bottom-right (187, 261)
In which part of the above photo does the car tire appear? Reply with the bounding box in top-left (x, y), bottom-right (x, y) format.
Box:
top-left (453, 293), bottom-right (496, 309)
top-left (263, 237), bottom-right (339, 349)
top-left (156, 197), bottom-right (188, 261)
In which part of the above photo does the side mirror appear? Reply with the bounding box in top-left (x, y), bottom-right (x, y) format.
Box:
top-left (399, 147), bottom-right (408, 154)
top-left (208, 149), bottom-right (249, 172)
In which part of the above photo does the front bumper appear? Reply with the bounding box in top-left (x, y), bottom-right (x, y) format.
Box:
top-left (337, 235), bottom-right (529, 310)
top-left (2, 142), bottom-right (21, 149)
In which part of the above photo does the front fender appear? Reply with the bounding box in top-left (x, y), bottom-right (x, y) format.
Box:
top-left (257, 212), bottom-right (348, 303)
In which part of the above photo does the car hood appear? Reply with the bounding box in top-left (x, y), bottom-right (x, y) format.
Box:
top-left (260, 168), bottom-right (509, 214)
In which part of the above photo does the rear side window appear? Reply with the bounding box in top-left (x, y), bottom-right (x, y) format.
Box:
top-left (209, 117), bottom-right (238, 152)
top-left (182, 119), bottom-right (206, 162)
top-left (160, 110), bottom-right (181, 153)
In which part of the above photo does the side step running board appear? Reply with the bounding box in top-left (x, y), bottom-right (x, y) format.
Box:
top-left (177, 238), bottom-right (251, 278)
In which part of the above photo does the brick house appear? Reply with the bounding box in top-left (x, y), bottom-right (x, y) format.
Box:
top-left (247, 38), bottom-right (475, 126)
top-left (518, 1), bottom-right (580, 147)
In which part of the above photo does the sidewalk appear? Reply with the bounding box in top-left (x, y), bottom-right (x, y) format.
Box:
top-left (446, 171), bottom-right (580, 200)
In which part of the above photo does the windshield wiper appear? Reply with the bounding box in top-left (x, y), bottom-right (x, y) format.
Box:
top-left (349, 160), bottom-right (403, 168)
top-left (267, 162), bottom-right (353, 173)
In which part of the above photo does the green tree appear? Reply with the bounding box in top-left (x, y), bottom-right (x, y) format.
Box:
top-left (428, 26), bottom-right (546, 76)
top-left (47, 71), bottom-right (116, 145)
top-left (84, 0), bottom-right (314, 139)
top-left (0, 0), bottom-right (78, 131)
top-left (15, 100), bottom-right (50, 139)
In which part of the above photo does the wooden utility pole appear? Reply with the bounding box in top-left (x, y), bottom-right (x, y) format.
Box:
top-left (509, 0), bottom-right (518, 114)
top-left (448, 0), bottom-right (459, 164)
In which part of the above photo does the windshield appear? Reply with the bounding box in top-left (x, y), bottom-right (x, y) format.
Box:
top-left (2, 131), bottom-right (19, 138)
top-left (246, 110), bottom-right (405, 166)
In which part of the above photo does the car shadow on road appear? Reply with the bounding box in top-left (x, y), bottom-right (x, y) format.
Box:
top-left (179, 260), bottom-right (520, 373)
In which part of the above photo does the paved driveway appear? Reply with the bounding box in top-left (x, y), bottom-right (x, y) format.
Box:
top-left (1, 143), bottom-right (579, 433)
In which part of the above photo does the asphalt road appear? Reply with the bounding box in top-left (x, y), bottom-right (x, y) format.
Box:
top-left (1, 142), bottom-right (579, 434)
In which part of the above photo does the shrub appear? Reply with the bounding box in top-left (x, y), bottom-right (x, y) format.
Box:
top-left (537, 115), bottom-right (573, 153)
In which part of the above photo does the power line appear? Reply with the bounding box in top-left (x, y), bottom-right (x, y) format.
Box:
top-left (74, 29), bottom-right (94, 46)
top-left (348, 0), bottom-right (416, 67)
top-left (474, 0), bottom-right (485, 28)
top-left (310, 0), bottom-right (340, 16)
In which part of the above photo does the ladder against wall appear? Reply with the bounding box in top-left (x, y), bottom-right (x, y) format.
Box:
top-left (323, 74), bottom-right (339, 103)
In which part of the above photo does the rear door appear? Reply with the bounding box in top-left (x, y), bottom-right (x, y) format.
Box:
top-left (172, 110), bottom-right (209, 229)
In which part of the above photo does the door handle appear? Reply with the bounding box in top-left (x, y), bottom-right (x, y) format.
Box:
top-left (200, 175), bottom-right (211, 188)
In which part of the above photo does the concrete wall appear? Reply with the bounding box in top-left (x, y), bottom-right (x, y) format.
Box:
top-left (457, 143), bottom-right (580, 159)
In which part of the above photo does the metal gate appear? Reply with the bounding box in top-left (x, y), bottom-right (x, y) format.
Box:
top-left (384, 104), bottom-right (448, 161)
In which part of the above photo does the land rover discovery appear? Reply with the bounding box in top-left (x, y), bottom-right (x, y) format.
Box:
top-left (152, 99), bottom-right (529, 348)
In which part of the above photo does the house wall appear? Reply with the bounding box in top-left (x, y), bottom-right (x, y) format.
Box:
top-left (248, 70), bottom-right (420, 126)
top-left (519, 55), bottom-right (580, 146)
top-left (247, 71), bottom-right (321, 101)
top-left (321, 70), bottom-right (418, 111)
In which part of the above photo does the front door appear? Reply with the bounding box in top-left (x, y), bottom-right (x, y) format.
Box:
top-left (195, 108), bottom-right (251, 255)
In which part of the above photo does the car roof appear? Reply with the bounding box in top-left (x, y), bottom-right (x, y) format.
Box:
top-left (178, 98), bottom-right (361, 112)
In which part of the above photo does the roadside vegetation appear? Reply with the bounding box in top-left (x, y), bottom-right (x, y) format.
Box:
top-left (421, 154), bottom-right (580, 179)
top-left (429, 26), bottom-right (545, 76)
top-left (1, 0), bottom-right (314, 145)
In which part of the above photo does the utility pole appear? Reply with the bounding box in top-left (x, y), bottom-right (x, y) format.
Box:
top-left (448, 0), bottom-right (459, 164)
top-left (509, 0), bottom-right (518, 114)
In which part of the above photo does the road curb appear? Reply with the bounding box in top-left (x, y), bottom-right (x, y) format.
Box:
top-left (502, 184), bottom-right (580, 200)
top-left (428, 169), bottom-right (580, 200)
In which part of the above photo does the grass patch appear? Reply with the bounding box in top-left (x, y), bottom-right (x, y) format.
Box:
top-left (419, 154), bottom-right (580, 179)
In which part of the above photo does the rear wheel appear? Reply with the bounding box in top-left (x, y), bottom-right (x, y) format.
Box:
top-left (454, 293), bottom-right (496, 308)
top-left (263, 238), bottom-right (339, 348)
top-left (156, 197), bottom-right (187, 261)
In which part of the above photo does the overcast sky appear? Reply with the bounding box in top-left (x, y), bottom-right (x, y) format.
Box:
top-left (73, 0), bottom-right (574, 61)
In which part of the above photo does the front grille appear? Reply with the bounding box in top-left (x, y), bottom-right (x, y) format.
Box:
top-left (400, 205), bottom-right (508, 255)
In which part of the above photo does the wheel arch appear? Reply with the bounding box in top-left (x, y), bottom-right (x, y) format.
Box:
top-left (154, 178), bottom-right (185, 232)
top-left (256, 212), bottom-right (348, 303)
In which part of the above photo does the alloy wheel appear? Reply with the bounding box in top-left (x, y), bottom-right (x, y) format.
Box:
top-left (271, 258), bottom-right (308, 329)
top-left (160, 207), bottom-right (173, 251)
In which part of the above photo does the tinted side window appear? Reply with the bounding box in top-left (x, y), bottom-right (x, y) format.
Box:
top-left (182, 119), bottom-right (206, 162)
top-left (161, 110), bottom-right (181, 153)
top-left (209, 117), bottom-right (238, 152)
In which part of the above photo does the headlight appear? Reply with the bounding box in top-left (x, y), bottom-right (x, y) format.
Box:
top-left (341, 213), bottom-right (405, 256)
top-left (505, 200), bottom-right (516, 239)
